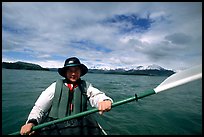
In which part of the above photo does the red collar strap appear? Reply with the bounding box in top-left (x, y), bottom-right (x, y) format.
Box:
top-left (67, 84), bottom-right (78, 91)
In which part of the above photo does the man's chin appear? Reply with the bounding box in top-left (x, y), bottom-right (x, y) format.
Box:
top-left (69, 79), bottom-right (77, 83)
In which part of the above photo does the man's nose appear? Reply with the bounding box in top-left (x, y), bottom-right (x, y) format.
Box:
top-left (71, 71), bottom-right (76, 75)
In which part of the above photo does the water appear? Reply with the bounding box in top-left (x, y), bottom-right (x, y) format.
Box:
top-left (2, 69), bottom-right (202, 135)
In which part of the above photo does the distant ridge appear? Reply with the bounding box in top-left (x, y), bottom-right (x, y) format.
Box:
top-left (2, 61), bottom-right (175, 76)
top-left (2, 61), bottom-right (49, 71)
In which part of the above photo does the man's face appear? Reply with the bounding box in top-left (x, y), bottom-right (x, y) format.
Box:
top-left (66, 66), bottom-right (81, 83)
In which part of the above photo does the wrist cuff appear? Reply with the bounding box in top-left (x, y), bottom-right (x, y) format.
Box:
top-left (27, 119), bottom-right (38, 126)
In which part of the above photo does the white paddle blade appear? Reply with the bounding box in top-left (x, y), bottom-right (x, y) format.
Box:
top-left (154, 64), bottom-right (202, 93)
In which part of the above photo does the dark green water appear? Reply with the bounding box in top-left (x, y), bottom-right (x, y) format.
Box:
top-left (2, 69), bottom-right (202, 135)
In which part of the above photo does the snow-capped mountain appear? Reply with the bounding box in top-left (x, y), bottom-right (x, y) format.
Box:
top-left (145, 64), bottom-right (165, 70)
top-left (132, 64), bottom-right (165, 70)
top-left (89, 64), bottom-right (175, 76)
top-left (90, 64), bottom-right (166, 71)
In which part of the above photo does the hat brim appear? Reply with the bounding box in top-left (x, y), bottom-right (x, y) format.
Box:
top-left (58, 64), bottom-right (88, 78)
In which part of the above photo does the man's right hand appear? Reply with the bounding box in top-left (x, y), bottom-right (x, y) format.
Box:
top-left (20, 123), bottom-right (35, 135)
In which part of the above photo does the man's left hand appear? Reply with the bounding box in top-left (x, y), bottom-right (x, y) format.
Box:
top-left (98, 100), bottom-right (112, 115)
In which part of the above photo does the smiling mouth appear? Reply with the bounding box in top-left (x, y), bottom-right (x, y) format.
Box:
top-left (70, 76), bottom-right (77, 80)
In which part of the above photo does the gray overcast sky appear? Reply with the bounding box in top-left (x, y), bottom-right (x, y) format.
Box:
top-left (2, 2), bottom-right (202, 71)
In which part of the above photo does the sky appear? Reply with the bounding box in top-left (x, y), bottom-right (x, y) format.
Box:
top-left (2, 2), bottom-right (202, 71)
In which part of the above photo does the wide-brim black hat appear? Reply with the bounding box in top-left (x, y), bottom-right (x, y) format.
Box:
top-left (58, 57), bottom-right (88, 77)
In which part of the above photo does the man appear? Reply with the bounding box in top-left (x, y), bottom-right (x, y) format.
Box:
top-left (20, 57), bottom-right (113, 135)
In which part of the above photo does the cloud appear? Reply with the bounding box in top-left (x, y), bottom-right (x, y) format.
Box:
top-left (165, 33), bottom-right (192, 45)
top-left (2, 2), bottom-right (202, 71)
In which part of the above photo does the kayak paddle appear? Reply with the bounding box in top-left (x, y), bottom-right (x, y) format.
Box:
top-left (9, 64), bottom-right (202, 135)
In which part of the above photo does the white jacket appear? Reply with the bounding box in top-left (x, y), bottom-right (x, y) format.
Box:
top-left (26, 81), bottom-right (113, 124)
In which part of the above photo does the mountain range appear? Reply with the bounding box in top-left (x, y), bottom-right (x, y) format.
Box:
top-left (88, 64), bottom-right (175, 76)
top-left (2, 61), bottom-right (175, 76)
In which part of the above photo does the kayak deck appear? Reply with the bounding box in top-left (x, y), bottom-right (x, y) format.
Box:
top-left (34, 114), bottom-right (107, 135)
